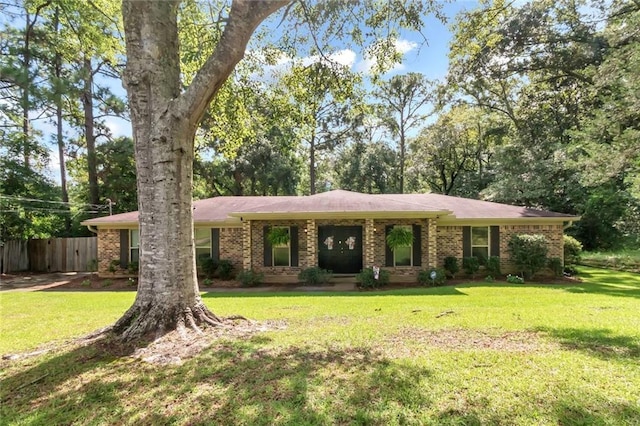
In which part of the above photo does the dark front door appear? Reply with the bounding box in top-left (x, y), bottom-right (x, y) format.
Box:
top-left (318, 226), bottom-right (363, 274)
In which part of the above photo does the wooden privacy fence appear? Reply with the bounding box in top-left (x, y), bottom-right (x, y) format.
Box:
top-left (1, 237), bottom-right (97, 274)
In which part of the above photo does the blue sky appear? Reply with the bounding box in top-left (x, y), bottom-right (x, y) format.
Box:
top-left (44, 1), bottom-right (479, 183)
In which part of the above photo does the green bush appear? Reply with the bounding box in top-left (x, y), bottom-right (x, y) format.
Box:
top-left (462, 256), bottom-right (480, 278)
top-left (200, 257), bottom-right (218, 278)
top-left (507, 234), bottom-right (549, 279)
top-left (127, 261), bottom-right (139, 275)
top-left (486, 256), bottom-right (501, 276)
top-left (236, 269), bottom-right (264, 287)
top-left (356, 267), bottom-right (390, 289)
top-left (108, 259), bottom-right (120, 274)
top-left (443, 256), bottom-right (459, 278)
top-left (298, 267), bottom-right (332, 285)
top-left (417, 268), bottom-right (446, 286)
top-left (564, 265), bottom-right (579, 276)
top-left (563, 235), bottom-right (583, 265)
top-left (547, 257), bottom-right (563, 277)
top-left (485, 275), bottom-right (495, 283)
top-left (217, 259), bottom-right (234, 280)
top-left (506, 274), bottom-right (525, 284)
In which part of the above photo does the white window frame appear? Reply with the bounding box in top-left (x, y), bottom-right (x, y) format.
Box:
top-left (393, 225), bottom-right (413, 267)
top-left (130, 229), bottom-right (139, 263)
top-left (194, 228), bottom-right (212, 263)
top-left (272, 226), bottom-right (291, 267)
top-left (471, 226), bottom-right (490, 260)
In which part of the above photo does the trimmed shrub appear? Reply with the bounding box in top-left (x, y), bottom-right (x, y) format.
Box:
top-left (506, 274), bottom-right (525, 284)
top-left (486, 256), bottom-right (501, 276)
top-left (547, 257), bottom-right (563, 277)
top-left (507, 234), bottom-right (549, 279)
top-left (462, 256), bottom-right (480, 278)
top-left (236, 269), bottom-right (264, 287)
top-left (356, 267), bottom-right (390, 289)
top-left (127, 261), bottom-right (139, 275)
top-left (443, 256), bottom-right (459, 278)
top-left (564, 265), bottom-right (579, 276)
top-left (108, 259), bottom-right (120, 274)
top-left (298, 267), bottom-right (332, 285)
top-left (418, 268), bottom-right (446, 286)
top-left (563, 235), bottom-right (583, 265)
top-left (200, 257), bottom-right (218, 278)
top-left (217, 259), bottom-right (234, 280)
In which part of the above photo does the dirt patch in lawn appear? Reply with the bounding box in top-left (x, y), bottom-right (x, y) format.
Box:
top-left (385, 328), bottom-right (558, 355)
top-left (3, 318), bottom-right (288, 366)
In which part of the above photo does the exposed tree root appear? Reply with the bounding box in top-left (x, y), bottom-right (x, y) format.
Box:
top-left (113, 300), bottom-right (238, 342)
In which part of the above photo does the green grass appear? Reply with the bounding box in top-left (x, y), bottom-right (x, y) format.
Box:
top-left (580, 249), bottom-right (640, 273)
top-left (1, 267), bottom-right (640, 425)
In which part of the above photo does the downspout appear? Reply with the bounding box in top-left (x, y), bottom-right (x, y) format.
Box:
top-left (87, 225), bottom-right (98, 234)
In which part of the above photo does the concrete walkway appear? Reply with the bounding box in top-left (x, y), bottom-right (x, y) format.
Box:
top-left (0, 272), bottom-right (358, 293)
top-left (0, 272), bottom-right (92, 292)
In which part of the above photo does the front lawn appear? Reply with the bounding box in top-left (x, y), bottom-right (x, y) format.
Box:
top-left (1, 267), bottom-right (639, 425)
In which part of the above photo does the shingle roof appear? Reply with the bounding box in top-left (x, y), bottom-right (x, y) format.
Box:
top-left (81, 189), bottom-right (578, 226)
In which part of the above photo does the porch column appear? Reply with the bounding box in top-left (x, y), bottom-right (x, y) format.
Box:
top-left (365, 218), bottom-right (375, 268)
top-left (306, 219), bottom-right (316, 267)
top-left (428, 218), bottom-right (438, 268)
top-left (242, 220), bottom-right (252, 271)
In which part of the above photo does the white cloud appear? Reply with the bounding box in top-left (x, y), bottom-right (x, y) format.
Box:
top-left (105, 117), bottom-right (132, 138)
top-left (354, 38), bottom-right (418, 74)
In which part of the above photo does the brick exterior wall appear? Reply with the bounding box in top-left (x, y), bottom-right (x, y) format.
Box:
top-left (219, 227), bottom-right (243, 273)
top-left (97, 228), bottom-right (123, 275)
top-left (372, 218), bottom-right (430, 277)
top-left (249, 220), bottom-right (308, 276)
top-left (434, 224), bottom-right (564, 275)
top-left (499, 224), bottom-right (564, 274)
top-left (95, 221), bottom-right (565, 279)
top-left (436, 226), bottom-right (463, 267)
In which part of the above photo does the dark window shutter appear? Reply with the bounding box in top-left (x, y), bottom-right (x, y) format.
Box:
top-left (119, 229), bottom-right (129, 268)
top-left (462, 226), bottom-right (471, 258)
top-left (263, 226), bottom-right (272, 266)
top-left (412, 224), bottom-right (422, 266)
top-left (211, 228), bottom-right (220, 261)
top-left (490, 226), bottom-right (500, 257)
top-left (290, 226), bottom-right (299, 267)
top-left (385, 225), bottom-right (393, 267)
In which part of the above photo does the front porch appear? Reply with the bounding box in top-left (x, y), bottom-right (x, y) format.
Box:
top-left (241, 217), bottom-right (439, 281)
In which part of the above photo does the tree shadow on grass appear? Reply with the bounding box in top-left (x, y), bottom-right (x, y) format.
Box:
top-left (535, 326), bottom-right (640, 360)
top-left (0, 333), bottom-right (435, 425)
top-left (176, 336), bottom-right (436, 425)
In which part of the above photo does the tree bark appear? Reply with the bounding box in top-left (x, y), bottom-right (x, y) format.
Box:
top-left (116, 0), bottom-right (287, 342)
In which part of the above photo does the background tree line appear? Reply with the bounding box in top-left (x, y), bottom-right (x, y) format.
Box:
top-left (1, 0), bottom-right (638, 251)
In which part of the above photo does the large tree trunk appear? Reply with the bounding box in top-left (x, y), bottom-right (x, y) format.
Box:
top-left (115, 0), bottom-right (287, 342)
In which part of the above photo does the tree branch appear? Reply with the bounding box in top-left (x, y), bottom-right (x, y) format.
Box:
top-left (179, 0), bottom-right (290, 128)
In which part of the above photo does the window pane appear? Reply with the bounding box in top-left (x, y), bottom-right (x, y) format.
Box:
top-left (130, 229), bottom-right (139, 248)
top-left (472, 247), bottom-right (488, 264)
top-left (395, 246), bottom-right (412, 266)
top-left (196, 248), bottom-right (211, 263)
top-left (194, 228), bottom-right (211, 248)
top-left (471, 227), bottom-right (488, 245)
top-left (273, 247), bottom-right (290, 266)
top-left (130, 248), bottom-right (139, 263)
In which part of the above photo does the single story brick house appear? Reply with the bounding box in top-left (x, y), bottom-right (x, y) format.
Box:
top-left (82, 189), bottom-right (579, 280)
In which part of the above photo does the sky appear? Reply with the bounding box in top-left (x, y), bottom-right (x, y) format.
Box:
top-left (42, 0), bottom-right (479, 184)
